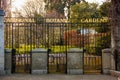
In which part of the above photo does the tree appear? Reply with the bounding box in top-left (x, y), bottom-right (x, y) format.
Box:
top-left (17, 0), bottom-right (46, 17)
top-left (70, 1), bottom-right (100, 23)
top-left (45, 0), bottom-right (66, 18)
top-left (11, 0), bottom-right (48, 48)
top-left (99, 2), bottom-right (111, 17)
top-left (45, 0), bottom-right (81, 18)
top-left (0, 0), bottom-right (13, 17)
top-left (110, 0), bottom-right (120, 71)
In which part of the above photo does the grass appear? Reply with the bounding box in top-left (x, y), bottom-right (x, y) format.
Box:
top-left (5, 45), bottom-right (78, 54)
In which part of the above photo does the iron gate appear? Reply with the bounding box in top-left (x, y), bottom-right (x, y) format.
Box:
top-left (45, 23), bottom-right (68, 74)
top-left (4, 21), bottom-right (33, 73)
top-left (4, 18), bottom-right (110, 74)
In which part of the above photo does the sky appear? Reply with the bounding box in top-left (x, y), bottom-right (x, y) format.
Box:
top-left (12, 0), bottom-right (26, 9)
top-left (12, 0), bottom-right (106, 9)
top-left (86, 0), bottom-right (106, 4)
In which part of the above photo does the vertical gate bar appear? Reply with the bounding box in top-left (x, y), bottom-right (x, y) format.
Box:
top-left (14, 23), bottom-right (17, 72)
top-left (27, 22), bottom-right (29, 72)
top-left (23, 23), bottom-right (27, 72)
top-left (47, 23), bottom-right (50, 73)
top-left (24, 22), bottom-right (26, 73)
top-left (7, 23), bottom-right (8, 48)
top-left (83, 22), bottom-right (85, 74)
top-left (9, 23), bottom-right (11, 48)
top-left (11, 23), bottom-right (15, 73)
top-left (16, 24), bottom-right (19, 72)
top-left (44, 19), bottom-right (46, 48)
top-left (93, 56), bottom-right (95, 72)
top-left (76, 23), bottom-right (78, 47)
top-left (5, 23), bottom-right (7, 48)
top-left (94, 57), bottom-right (96, 72)
top-left (60, 23), bottom-right (62, 71)
top-left (45, 20), bottom-right (49, 74)
top-left (25, 23), bottom-right (27, 72)
top-left (60, 23), bottom-right (62, 72)
top-left (87, 23), bottom-right (89, 53)
top-left (91, 56), bottom-right (92, 72)
top-left (30, 23), bottom-right (32, 73)
top-left (53, 23), bottom-right (55, 47)
top-left (47, 19), bottom-right (48, 49)
top-left (65, 23), bottom-right (68, 74)
top-left (70, 23), bottom-right (72, 47)
top-left (100, 22), bottom-right (102, 67)
top-left (12, 23), bottom-right (14, 49)
top-left (47, 48), bottom-right (49, 73)
top-left (41, 19), bottom-right (43, 48)
top-left (52, 23), bottom-right (54, 73)
top-left (35, 21), bottom-right (37, 48)
top-left (17, 23), bottom-right (20, 69)
top-left (67, 23), bottom-right (69, 47)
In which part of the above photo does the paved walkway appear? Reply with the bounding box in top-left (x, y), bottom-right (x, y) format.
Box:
top-left (0, 74), bottom-right (118, 80)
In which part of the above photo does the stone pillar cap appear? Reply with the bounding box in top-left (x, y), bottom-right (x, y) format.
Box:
top-left (67, 48), bottom-right (84, 53)
top-left (31, 48), bottom-right (47, 53)
top-left (0, 10), bottom-right (5, 16)
top-left (102, 48), bottom-right (111, 53)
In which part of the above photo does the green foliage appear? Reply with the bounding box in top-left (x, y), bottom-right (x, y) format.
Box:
top-left (54, 3), bottom-right (64, 14)
top-left (85, 33), bottom-right (111, 55)
top-left (5, 44), bottom-right (77, 53)
top-left (51, 46), bottom-right (67, 53)
top-left (95, 22), bottom-right (110, 33)
top-left (45, 0), bottom-right (66, 15)
top-left (34, 14), bottom-right (45, 24)
top-left (99, 2), bottom-right (111, 17)
top-left (96, 34), bottom-right (111, 48)
top-left (85, 45), bottom-right (102, 55)
top-left (16, 45), bottom-right (36, 54)
top-left (50, 45), bottom-right (77, 53)
top-left (45, 0), bottom-right (82, 16)
top-left (70, 2), bottom-right (100, 23)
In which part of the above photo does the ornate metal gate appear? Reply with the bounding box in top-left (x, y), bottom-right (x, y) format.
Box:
top-left (4, 20), bottom-right (33, 73)
top-left (4, 18), bottom-right (110, 74)
top-left (46, 23), bottom-right (67, 74)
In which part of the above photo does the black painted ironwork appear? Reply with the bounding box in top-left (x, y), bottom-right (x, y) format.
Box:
top-left (4, 17), bottom-right (110, 74)
top-left (4, 21), bottom-right (32, 73)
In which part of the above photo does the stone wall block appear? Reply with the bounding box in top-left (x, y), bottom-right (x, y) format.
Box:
top-left (31, 48), bottom-right (48, 74)
top-left (67, 48), bottom-right (83, 74)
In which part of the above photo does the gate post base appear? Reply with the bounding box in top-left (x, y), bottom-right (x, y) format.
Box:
top-left (5, 49), bottom-right (12, 75)
top-left (67, 69), bottom-right (83, 75)
top-left (67, 48), bottom-right (83, 75)
top-left (5, 70), bottom-right (11, 75)
top-left (31, 48), bottom-right (48, 75)
top-left (32, 70), bottom-right (47, 74)
top-left (0, 70), bottom-right (5, 75)
top-left (102, 48), bottom-right (112, 74)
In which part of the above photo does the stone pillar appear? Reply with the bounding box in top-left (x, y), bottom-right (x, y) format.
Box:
top-left (0, 10), bottom-right (5, 75)
top-left (5, 49), bottom-right (12, 75)
top-left (31, 48), bottom-right (48, 74)
top-left (67, 48), bottom-right (83, 74)
top-left (102, 48), bottom-right (113, 74)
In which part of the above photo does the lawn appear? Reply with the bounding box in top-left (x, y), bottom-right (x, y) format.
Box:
top-left (5, 45), bottom-right (78, 54)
